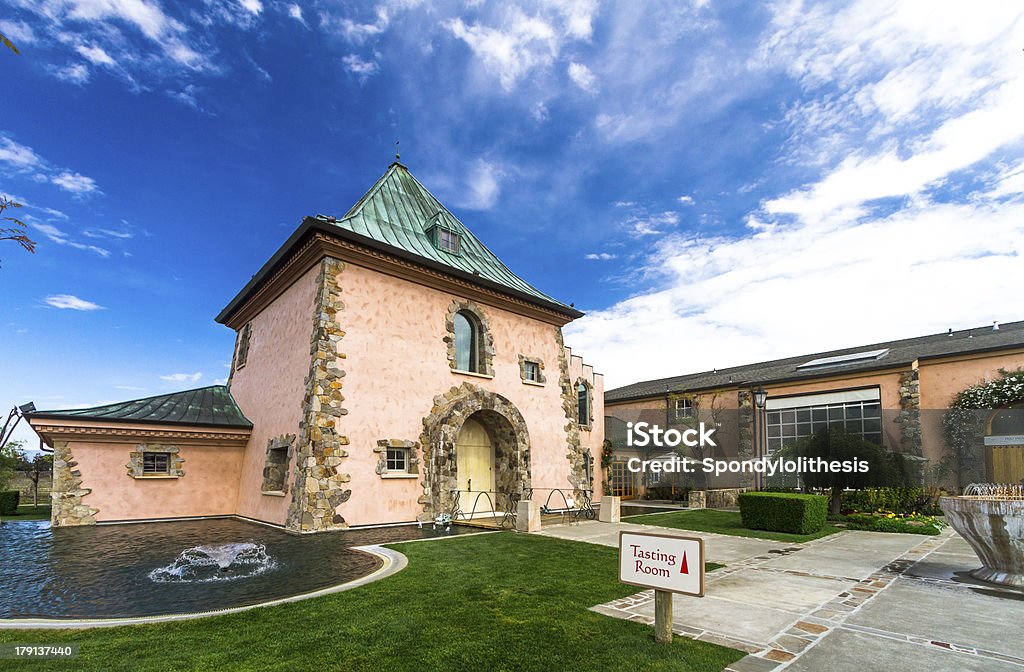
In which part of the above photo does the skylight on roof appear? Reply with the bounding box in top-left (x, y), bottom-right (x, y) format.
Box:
top-left (796, 348), bottom-right (890, 370)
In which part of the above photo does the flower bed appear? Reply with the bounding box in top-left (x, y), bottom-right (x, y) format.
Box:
top-left (841, 510), bottom-right (944, 535)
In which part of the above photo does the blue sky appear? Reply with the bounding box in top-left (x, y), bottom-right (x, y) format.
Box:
top-left (2, 1), bottom-right (1024, 449)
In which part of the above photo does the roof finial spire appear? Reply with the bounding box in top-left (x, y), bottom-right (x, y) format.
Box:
top-left (395, 139), bottom-right (400, 162)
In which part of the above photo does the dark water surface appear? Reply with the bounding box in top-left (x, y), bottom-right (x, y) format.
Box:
top-left (0, 518), bottom-right (478, 619)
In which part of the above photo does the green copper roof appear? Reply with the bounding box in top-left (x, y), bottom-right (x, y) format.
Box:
top-left (28, 385), bottom-right (253, 429)
top-left (318, 162), bottom-right (571, 311)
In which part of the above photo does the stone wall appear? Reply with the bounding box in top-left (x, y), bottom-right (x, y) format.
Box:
top-left (737, 390), bottom-right (755, 489)
top-left (51, 441), bottom-right (99, 527)
top-left (897, 369), bottom-right (923, 456)
top-left (556, 329), bottom-right (589, 491)
top-left (286, 257), bottom-right (352, 532)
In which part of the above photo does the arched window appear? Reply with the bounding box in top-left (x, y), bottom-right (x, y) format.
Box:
top-left (577, 382), bottom-right (591, 427)
top-left (454, 311), bottom-right (479, 372)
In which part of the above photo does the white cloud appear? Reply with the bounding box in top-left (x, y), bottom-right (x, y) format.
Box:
top-left (342, 53), bottom-right (379, 81)
top-left (338, 5), bottom-right (390, 43)
top-left (567, 61), bottom-right (597, 93)
top-left (446, 8), bottom-right (565, 91)
top-left (584, 252), bottom-right (616, 260)
top-left (167, 84), bottom-right (202, 109)
top-left (624, 211), bottom-right (679, 237)
top-left (677, 195), bottom-right (695, 205)
top-left (160, 372), bottom-right (203, 382)
top-left (45, 294), bottom-right (104, 311)
top-left (239, 0), bottom-right (262, 15)
top-left (53, 63), bottom-right (91, 84)
top-left (32, 222), bottom-right (111, 257)
top-left (0, 20), bottom-right (36, 45)
top-left (531, 100), bottom-right (549, 122)
top-left (76, 44), bottom-right (116, 66)
top-left (567, 198), bottom-right (1024, 390)
top-left (287, 3), bottom-right (304, 23)
top-left (51, 171), bottom-right (100, 195)
top-left (458, 159), bottom-right (501, 210)
top-left (0, 136), bottom-right (42, 169)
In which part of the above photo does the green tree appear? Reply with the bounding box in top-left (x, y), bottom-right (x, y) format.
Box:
top-left (781, 427), bottom-right (896, 515)
top-left (0, 438), bottom-right (22, 492)
top-left (17, 450), bottom-right (52, 506)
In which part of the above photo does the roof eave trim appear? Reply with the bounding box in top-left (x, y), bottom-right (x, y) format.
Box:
top-left (26, 414), bottom-right (254, 431)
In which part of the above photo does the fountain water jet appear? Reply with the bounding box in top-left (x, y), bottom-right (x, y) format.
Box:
top-left (149, 542), bottom-right (276, 583)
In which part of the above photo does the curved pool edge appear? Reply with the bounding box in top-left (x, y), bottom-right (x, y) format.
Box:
top-left (0, 544), bottom-right (407, 630)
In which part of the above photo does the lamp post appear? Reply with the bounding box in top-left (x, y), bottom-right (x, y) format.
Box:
top-left (752, 386), bottom-right (767, 490)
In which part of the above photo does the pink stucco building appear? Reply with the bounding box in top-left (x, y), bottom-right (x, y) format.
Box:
top-left (27, 163), bottom-right (604, 532)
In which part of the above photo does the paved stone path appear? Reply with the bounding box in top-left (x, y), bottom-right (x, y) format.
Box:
top-left (537, 520), bottom-right (1024, 671)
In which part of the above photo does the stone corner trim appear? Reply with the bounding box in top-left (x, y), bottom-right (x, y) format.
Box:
top-left (51, 440), bottom-right (99, 527)
top-left (443, 299), bottom-right (495, 376)
top-left (556, 330), bottom-right (589, 491)
top-left (126, 444), bottom-right (186, 479)
top-left (518, 354), bottom-right (547, 384)
top-left (374, 439), bottom-right (421, 476)
top-left (287, 257), bottom-right (352, 533)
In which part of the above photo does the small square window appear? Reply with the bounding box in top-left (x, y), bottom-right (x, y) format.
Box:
top-left (143, 452), bottom-right (170, 475)
top-left (524, 361), bottom-right (540, 382)
top-left (674, 398), bottom-right (694, 420)
top-left (386, 448), bottom-right (409, 472)
top-left (438, 228), bottom-right (460, 254)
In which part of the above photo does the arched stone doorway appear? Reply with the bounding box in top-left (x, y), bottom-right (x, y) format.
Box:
top-left (419, 383), bottom-right (531, 519)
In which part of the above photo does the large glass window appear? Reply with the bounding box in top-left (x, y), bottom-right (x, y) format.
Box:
top-left (454, 311), bottom-right (478, 372)
top-left (577, 382), bottom-right (591, 427)
top-left (766, 398), bottom-right (882, 455)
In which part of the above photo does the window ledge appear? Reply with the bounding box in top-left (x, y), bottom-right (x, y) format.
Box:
top-left (380, 473), bottom-right (419, 479)
top-left (522, 379), bottom-right (545, 387)
top-left (451, 369), bottom-right (494, 380)
top-left (261, 490), bottom-right (287, 497)
top-left (131, 474), bottom-right (179, 480)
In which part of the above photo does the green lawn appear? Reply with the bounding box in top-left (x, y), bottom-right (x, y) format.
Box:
top-left (2, 504), bottom-right (51, 520)
top-left (626, 508), bottom-right (844, 543)
top-left (0, 533), bottom-right (742, 672)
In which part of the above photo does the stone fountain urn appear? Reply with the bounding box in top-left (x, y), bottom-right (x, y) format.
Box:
top-left (940, 484), bottom-right (1024, 588)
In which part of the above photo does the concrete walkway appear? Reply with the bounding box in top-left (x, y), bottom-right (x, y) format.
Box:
top-left (538, 520), bottom-right (1024, 671)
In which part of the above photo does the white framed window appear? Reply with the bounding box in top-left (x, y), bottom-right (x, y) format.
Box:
top-left (438, 228), bottom-right (460, 254)
top-left (386, 448), bottom-right (410, 473)
top-left (673, 398), bottom-right (695, 420)
top-left (524, 361), bottom-right (540, 382)
top-left (142, 452), bottom-right (170, 475)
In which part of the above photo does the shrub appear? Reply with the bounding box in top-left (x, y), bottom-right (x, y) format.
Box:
top-left (842, 487), bottom-right (925, 514)
top-left (843, 511), bottom-right (943, 536)
top-left (739, 492), bottom-right (828, 535)
top-left (0, 490), bottom-right (20, 515)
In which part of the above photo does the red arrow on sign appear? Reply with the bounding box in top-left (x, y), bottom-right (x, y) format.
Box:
top-left (680, 550), bottom-right (689, 574)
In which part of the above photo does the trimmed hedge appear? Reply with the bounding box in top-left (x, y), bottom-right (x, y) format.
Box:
top-left (0, 490), bottom-right (19, 515)
top-left (739, 492), bottom-right (828, 535)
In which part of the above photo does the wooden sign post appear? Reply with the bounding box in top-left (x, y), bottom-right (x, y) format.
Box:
top-left (619, 531), bottom-right (705, 644)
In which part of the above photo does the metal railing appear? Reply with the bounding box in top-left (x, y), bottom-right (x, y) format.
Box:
top-left (445, 487), bottom-right (597, 528)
